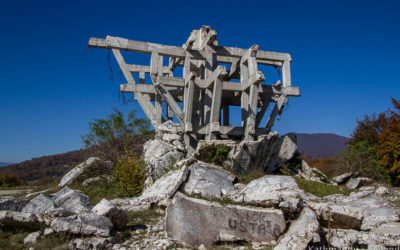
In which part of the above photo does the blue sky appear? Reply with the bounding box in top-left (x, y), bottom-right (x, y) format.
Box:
top-left (0, 0), bottom-right (399, 163)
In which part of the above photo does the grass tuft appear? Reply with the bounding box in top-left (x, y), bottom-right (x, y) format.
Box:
top-left (295, 177), bottom-right (352, 197)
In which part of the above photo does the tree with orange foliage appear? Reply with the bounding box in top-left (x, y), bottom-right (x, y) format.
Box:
top-left (345, 98), bottom-right (400, 185)
top-left (376, 98), bottom-right (400, 185)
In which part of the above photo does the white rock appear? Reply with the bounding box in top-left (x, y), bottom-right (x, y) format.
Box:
top-left (59, 157), bottom-right (102, 187)
top-left (143, 139), bottom-right (183, 178)
top-left (226, 132), bottom-right (298, 174)
top-left (182, 162), bottom-right (237, 198)
top-left (230, 175), bottom-right (312, 213)
top-left (0, 198), bottom-right (29, 212)
top-left (82, 175), bottom-right (111, 187)
top-left (326, 227), bottom-right (400, 248)
top-left (274, 208), bottom-right (320, 249)
top-left (345, 177), bottom-right (372, 189)
top-left (22, 194), bottom-right (55, 214)
top-left (310, 191), bottom-right (399, 230)
top-left (52, 187), bottom-right (92, 213)
top-left (166, 192), bottom-right (286, 246)
top-left (23, 231), bottom-right (41, 244)
top-left (376, 186), bottom-right (388, 195)
top-left (69, 237), bottom-right (110, 250)
top-left (332, 172), bottom-right (352, 184)
top-left (112, 166), bottom-right (188, 210)
top-left (0, 210), bottom-right (39, 226)
top-left (158, 120), bottom-right (183, 134)
top-left (298, 160), bottom-right (328, 183)
top-left (51, 213), bottom-right (113, 237)
top-left (43, 227), bottom-right (54, 236)
top-left (162, 133), bottom-right (183, 142)
top-left (92, 199), bottom-right (128, 229)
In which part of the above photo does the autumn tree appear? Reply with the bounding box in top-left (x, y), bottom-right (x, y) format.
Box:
top-left (345, 98), bottom-right (400, 185)
top-left (376, 98), bottom-right (400, 185)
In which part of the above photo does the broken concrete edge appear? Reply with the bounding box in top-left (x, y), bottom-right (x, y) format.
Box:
top-left (166, 192), bottom-right (286, 246)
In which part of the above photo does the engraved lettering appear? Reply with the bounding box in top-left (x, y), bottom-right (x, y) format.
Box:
top-left (258, 223), bottom-right (266, 235)
top-left (239, 220), bottom-right (247, 232)
top-left (228, 219), bottom-right (237, 229)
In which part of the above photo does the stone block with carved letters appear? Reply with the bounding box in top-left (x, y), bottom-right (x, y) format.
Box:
top-left (166, 192), bottom-right (285, 246)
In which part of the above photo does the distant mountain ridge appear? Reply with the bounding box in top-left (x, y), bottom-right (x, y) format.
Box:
top-left (0, 162), bottom-right (13, 167)
top-left (296, 133), bottom-right (349, 158)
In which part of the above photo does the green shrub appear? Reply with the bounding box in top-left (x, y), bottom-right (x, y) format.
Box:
top-left (295, 177), bottom-right (352, 197)
top-left (198, 145), bottom-right (230, 166)
top-left (0, 173), bottom-right (21, 187)
top-left (113, 152), bottom-right (145, 197)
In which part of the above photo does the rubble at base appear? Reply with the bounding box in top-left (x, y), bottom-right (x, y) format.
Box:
top-left (2, 123), bottom-right (400, 250)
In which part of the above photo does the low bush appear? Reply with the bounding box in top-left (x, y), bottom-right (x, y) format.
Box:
top-left (0, 173), bottom-right (22, 187)
top-left (113, 152), bottom-right (146, 197)
top-left (295, 177), bottom-right (352, 197)
top-left (198, 145), bottom-right (231, 166)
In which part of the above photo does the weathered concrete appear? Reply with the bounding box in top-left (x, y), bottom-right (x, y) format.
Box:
top-left (158, 120), bottom-right (183, 134)
top-left (275, 207), bottom-right (321, 250)
top-left (112, 166), bottom-right (188, 210)
top-left (51, 213), bottom-right (113, 237)
top-left (230, 175), bottom-right (312, 213)
top-left (345, 177), bottom-right (372, 189)
top-left (0, 210), bottom-right (39, 227)
top-left (297, 160), bottom-right (328, 183)
top-left (309, 191), bottom-right (399, 230)
top-left (59, 157), bottom-right (103, 187)
top-left (182, 162), bottom-right (237, 198)
top-left (143, 139), bottom-right (184, 178)
top-left (21, 194), bottom-right (55, 214)
top-left (92, 198), bottom-right (128, 229)
top-left (69, 237), bottom-right (111, 250)
top-left (326, 226), bottom-right (400, 249)
top-left (0, 198), bottom-right (29, 212)
top-left (332, 172), bottom-right (352, 184)
top-left (166, 192), bottom-right (286, 246)
top-left (225, 133), bottom-right (298, 174)
top-left (52, 187), bottom-right (92, 213)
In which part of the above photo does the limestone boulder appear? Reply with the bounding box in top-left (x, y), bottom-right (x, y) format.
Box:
top-left (21, 194), bottom-right (55, 214)
top-left (166, 192), bottom-right (286, 246)
top-left (59, 157), bottom-right (103, 187)
top-left (69, 237), bottom-right (111, 250)
top-left (375, 186), bottom-right (388, 195)
top-left (345, 177), bottom-right (372, 189)
top-left (326, 225), bottom-right (400, 249)
top-left (92, 199), bottom-right (128, 229)
top-left (0, 210), bottom-right (39, 227)
top-left (0, 198), bottom-right (29, 212)
top-left (297, 160), bottom-right (328, 183)
top-left (181, 162), bottom-right (237, 198)
top-left (143, 139), bottom-right (184, 178)
top-left (332, 172), bottom-right (352, 184)
top-left (23, 231), bottom-right (41, 244)
top-left (52, 187), bottom-right (92, 213)
top-left (82, 175), bottom-right (112, 187)
top-left (275, 207), bottom-right (321, 250)
top-left (51, 213), bottom-right (113, 237)
top-left (225, 132), bottom-right (298, 174)
top-left (162, 133), bottom-right (183, 143)
top-left (230, 175), bottom-right (313, 213)
top-left (158, 120), bottom-right (183, 134)
top-left (309, 191), bottom-right (399, 230)
top-left (112, 166), bottom-right (188, 210)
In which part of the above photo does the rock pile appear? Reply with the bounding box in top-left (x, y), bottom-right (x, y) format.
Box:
top-left (3, 120), bottom-right (398, 249)
top-left (143, 121), bottom-right (186, 179)
top-left (0, 186), bottom-right (128, 247)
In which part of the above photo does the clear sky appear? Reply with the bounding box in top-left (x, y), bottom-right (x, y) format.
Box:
top-left (0, 0), bottom-right (399, 163)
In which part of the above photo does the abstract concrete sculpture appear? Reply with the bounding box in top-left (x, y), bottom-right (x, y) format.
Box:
top-left (88, 26), bottom-right (300, 152)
